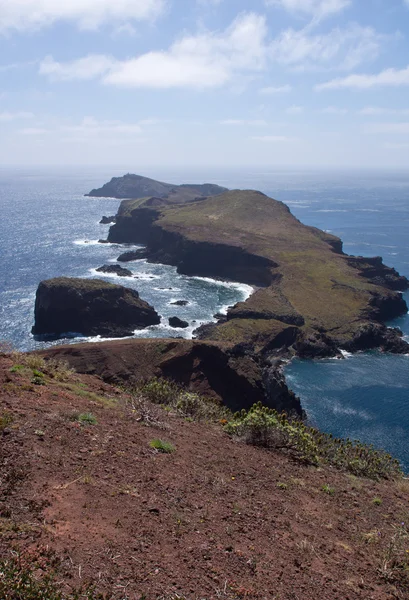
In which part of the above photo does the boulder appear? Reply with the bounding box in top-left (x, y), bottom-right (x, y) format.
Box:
top-left (96, 265), bottom-right (133, 277)
top-left (32, 277), bottom-right (160, 338)
top-left (169, 316), bottom-right (189, 329)
top-left (170, 300), bottom-right (189, 306)
top-left (100, 215), bottom-right (116, 224)
top-left (117, 249), bottom-right (147, 262)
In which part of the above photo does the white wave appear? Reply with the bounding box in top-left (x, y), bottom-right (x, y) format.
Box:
top-left (73, 239), bottom-right (103, 246)
top-left (153, 287), bottom-right (182, 292)
top-left (340, 349), bottom-right (353, 359)
top-left (191, 275), bottom-right (254, 300)
top-left (88, 268), bottom-right (134, 279)
top-left (331, 401), bottom-right (373, 421)
top-left (134, 272), bottom-right (161, 280)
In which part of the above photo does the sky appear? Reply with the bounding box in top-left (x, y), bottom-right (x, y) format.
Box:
top-left (1, 0), bottom-right (409, 168)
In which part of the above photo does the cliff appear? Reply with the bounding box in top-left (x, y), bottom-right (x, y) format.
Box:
top-left (32, 277), bottom-right (160, 338)
top-left (107, 188), bottom-right (409, 356)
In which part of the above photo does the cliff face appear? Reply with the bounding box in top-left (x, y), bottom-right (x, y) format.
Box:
top-left (32, 277), bottom-right (160, 338)
top-left (107, 189), bottom-right (409, 356)
top-left (41, 338), bottom-right (302, 415)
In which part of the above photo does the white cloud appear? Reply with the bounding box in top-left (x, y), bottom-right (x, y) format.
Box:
top-left (316, 65), bottom-right (409, 90)
top-left (266, 0), bottom-right (351, 21)
top-left (0, 0), bottom-right (164, 32)
top-left (39, 13), bottom-right (268, 89)
top-left (0, 111), bottom-right (34, 121)
top-left (359, 106), bottom-right (409, 116)
top-left (252, 135), bottom-right (293, 141)
top-left (259, 84), bottom-right (292, 94)
top-left (270, 24), bottom-right (385, 71)
top-left (39, 55), bottom-right (115, 81)
top-left (18, 117), bottom-right (159, 138)
top-left (364, 122), bottom-right (409, 134)
top-left (286, 105), bottom-right (304, 114)
top-left (220, 119), bottom-right (268, 126)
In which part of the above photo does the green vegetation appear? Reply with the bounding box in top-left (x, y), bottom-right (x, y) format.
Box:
top-left (133, 377), bottom-right (229, 422)
top-left (0, 410), bottom-right (13, 431)
top-left (77, 413), bottom-right (97, 426)
top-left (0, 553), bottom-right (105, 599)
top-left (373, 497), bottom-right (383, 506)
top-left (224, 403), bottom-right (402, 480)
top-left (149, 438), bottom-right (175, 453)
top-left (321, 484), bottom-right (335, 496)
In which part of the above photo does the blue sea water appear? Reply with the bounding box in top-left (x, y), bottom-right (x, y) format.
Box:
top-left (1, 166), bottom-right (408, 467)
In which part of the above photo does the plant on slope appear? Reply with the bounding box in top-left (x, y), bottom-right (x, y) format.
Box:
top-left (224, 403), bottom-right (402, 479)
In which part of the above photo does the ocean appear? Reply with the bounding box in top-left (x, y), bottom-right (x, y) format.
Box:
top-left (1, 166), bottom-right (408, 468)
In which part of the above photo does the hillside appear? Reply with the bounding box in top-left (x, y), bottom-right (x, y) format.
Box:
top-left (107, 188), bottom-right (409, 356)
top-left (85, 173), bottom-right (227, 201)
top-left (1, 350), bottom-right (409, 599)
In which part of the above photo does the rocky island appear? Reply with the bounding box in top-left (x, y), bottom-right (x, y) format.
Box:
top-left (32, 277), bottom-right (160, 338)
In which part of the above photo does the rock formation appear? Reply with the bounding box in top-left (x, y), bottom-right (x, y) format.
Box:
top-left (96, 265), bottom-right (133, 277)
top-left (32, 277), bottom-right (160, 338)
top-left (169, 316), bottom-right (189, 328)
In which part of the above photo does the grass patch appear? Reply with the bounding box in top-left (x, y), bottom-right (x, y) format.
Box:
top-left (0, 411), bottom-right (13, 431)
top-left (321, 484), bottom-right (335, 496)
top-left (0, 552), bottom-right (105, 599)
top-left (224, 403), bottom-right (402, 480)
top-left (77, 413), bottom-right (97, 426)
top-left (149, 439), bottom-right (175, 453)
top-left (373, 497), bottom-right (383, 506)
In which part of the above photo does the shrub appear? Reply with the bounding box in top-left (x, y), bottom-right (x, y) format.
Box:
top-left (224, 402), bottom-right (402, 479)
top-left (133, 378), bottom-right (229, 423)
top-left (77, 413), bottom-right (97, 426)
top-left (149, 439), bottom-right (175, 453)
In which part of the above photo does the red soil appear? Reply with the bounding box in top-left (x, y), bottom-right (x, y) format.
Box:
top-left (1, 353), bottom-right (408, 599)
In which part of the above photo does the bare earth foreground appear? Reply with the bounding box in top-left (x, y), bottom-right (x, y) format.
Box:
top-left (1, 352), bottom-right (409, 600)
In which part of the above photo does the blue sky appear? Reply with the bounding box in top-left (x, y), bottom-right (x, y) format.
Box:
top-left (1, 0), bottom-right (409, 167)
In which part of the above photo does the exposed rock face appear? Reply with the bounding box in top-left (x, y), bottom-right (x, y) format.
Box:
top-left (347, 256), bottom-right (408, 291)
top-left (117, 249), bottom-right (147, 262)
top-left (96, 265), bottom-right (133, 277)
top-left (32, 278), bottom-right (160, 338)
top-left (169, 316), bottom-right (189, 329)
top-left (171, 300), bottom-right (189, 306)
top-left (100, 215), bottom-right (116, 224)
top-left (40, 338), bottom-right (302, 415)
top-left (86, 173), bottom-right (227, 200)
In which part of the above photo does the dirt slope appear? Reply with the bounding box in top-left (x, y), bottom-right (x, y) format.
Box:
top-left (1, 352), bottom-right (409, 599)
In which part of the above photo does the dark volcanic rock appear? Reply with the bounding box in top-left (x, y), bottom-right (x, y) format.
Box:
top-left (96, 265), bottom-right (133, 277)
top-left (170, 300), bottom-right (189, 306)
top-left (348, 256), bottom-right (409, 291)
top-left (100, 215), bottom-right (116, 224)
top-left (294, 332), bottom-right (340, 359)
top-left (32, 277), bottom-right (160, 338)
top-left (343, 322), bottom-right (409, 354)
top-left (117, 249), bottom-right (147, 262)
top-left (41, 338), bottom-right (302, 415)
top-left (169, 316), bottom-right (189, 329)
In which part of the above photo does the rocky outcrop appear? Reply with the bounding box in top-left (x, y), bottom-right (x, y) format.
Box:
top-left (100, 215), bottom-right (116, 224)
top-left (347, 256), bottom-right (408, 290)
top-left (117, 249), bottom-right (147, 262)
top-left (86, 173), bottom-right (227, 200)
top-left (32, 277), bottom-right (160, 338)
top-left (169, 316), bottom-right (189, 329)
top-left (40, 338), bottom-right (302, 415)
top-left (96, 265), bottom-right (133, 277)
top-left (171, 300), bottom-right (189, 306)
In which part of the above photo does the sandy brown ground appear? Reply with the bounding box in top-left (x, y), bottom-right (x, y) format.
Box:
top-left (1, 353), bottom-right (409, 599)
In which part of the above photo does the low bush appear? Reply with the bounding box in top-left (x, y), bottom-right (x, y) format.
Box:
top-left (224, 402), bottom-right (402, 479)
top-left (149, 438), bottom-right (175, 453)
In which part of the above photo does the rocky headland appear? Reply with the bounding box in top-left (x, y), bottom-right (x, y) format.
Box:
top-left (32, 277), bottom-right (160, 338)
top-left (102, 183), bottom-right (408, 358)
top-left (37, 175), bottom-right (409, 418)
